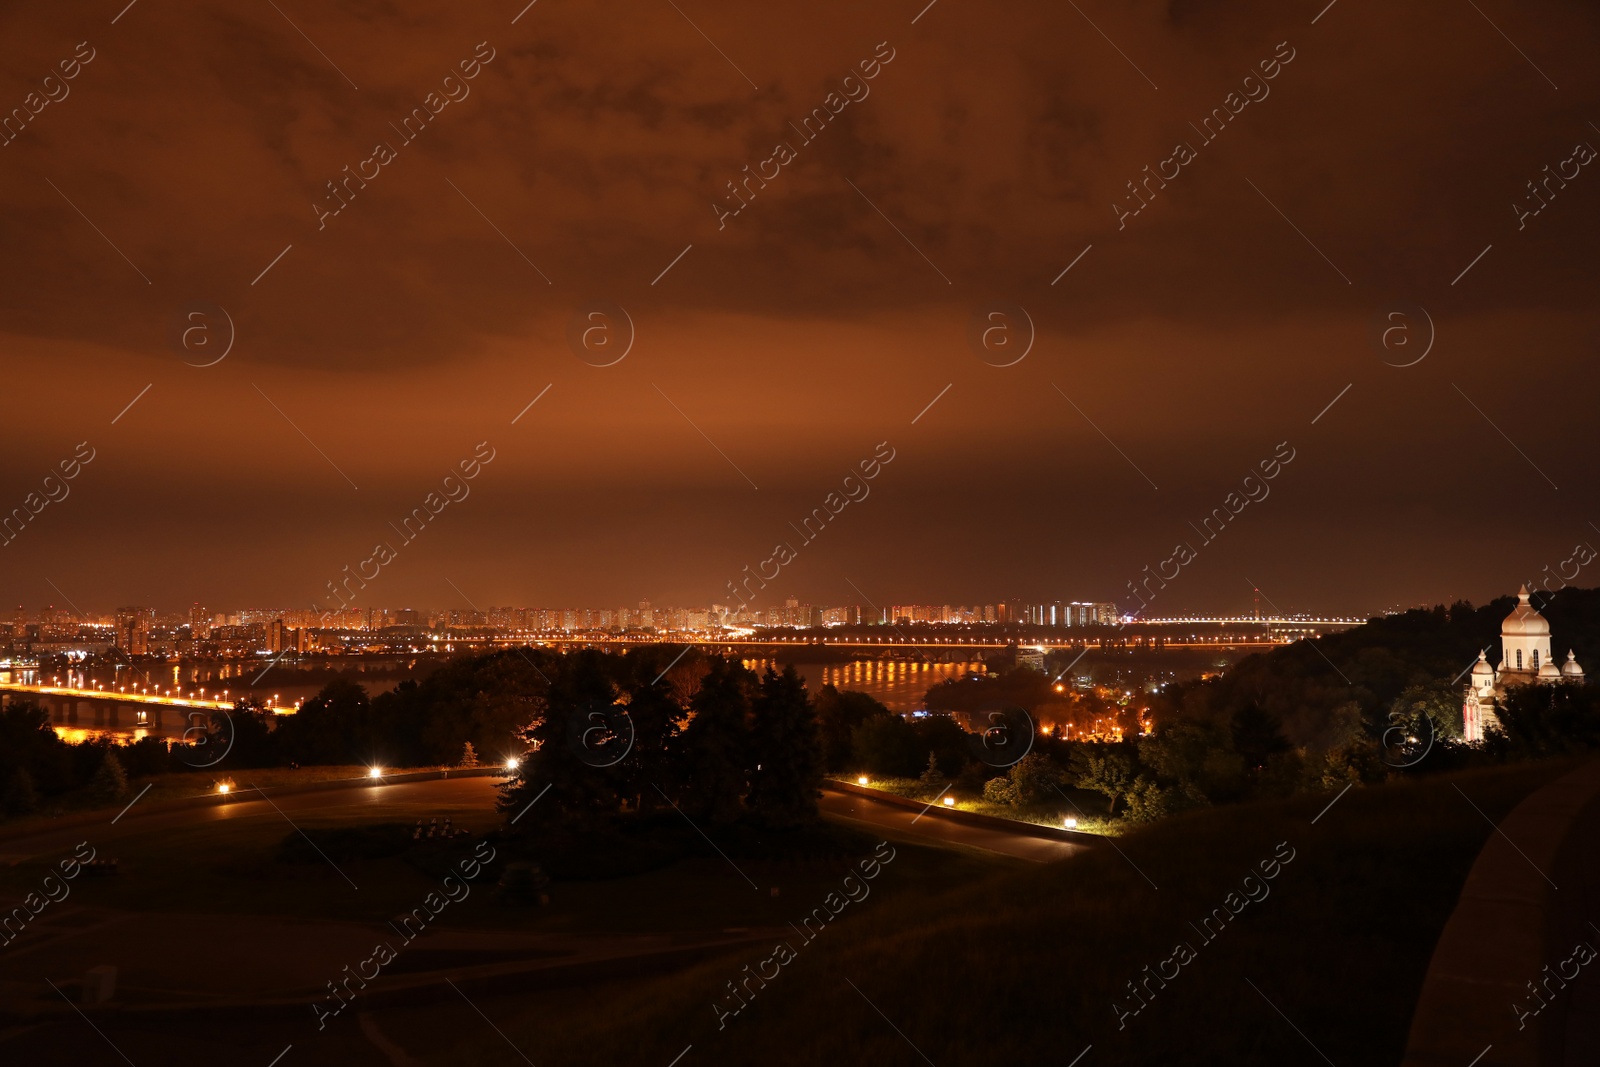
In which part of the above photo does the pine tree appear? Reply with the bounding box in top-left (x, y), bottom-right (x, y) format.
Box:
top-left (88, 751), bottom-right (129, 806)
top-left (919, 751), bottom-right (943, 789)
top-left (496, 650), bottom-right (626, 831)
top-left (678, 658), bottom-right (754, 825)
top-left (459, 741), bottom-right (479, 768)
top-left (746, 666), bottom-right (822, 828)
top-left (3, 767), bottom-right (39, 817)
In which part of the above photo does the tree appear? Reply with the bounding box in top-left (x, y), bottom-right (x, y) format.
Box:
top-left (616, 676), bottom-right (688, 814)
top-left (674, 658), bottom-right (753, 825)
top-left (459, 741), bottom-right (479, 768)
top-left (911, 716), bottom-right (972, 776)
top-left (0, 703), bottom-right (73, 794)
top-left (275, 678), bottom-right (373, 765)
top-left (1007, 752), bottom-right (1066, 805)
top-left (499, 650), bottom-right (626, 831)
top-left (813, 686), bottom-right (887, 771)
top-left (745, 666), bottom-right (822, 828)
top-left (918, 751), bottom-right (943, 789)
top-left (1487, 681), bottom-right (1600, 759)
top-left (1069, 747), bottom-right (1135, 815)
top-left (1389, 682), bottom-right (1465, 744)
top-left (851, 714), bottom-right (922, 778)
top-left (418, 652), bottom-right (549, 767)
top-left (1124, 776), bottom-right (1172, 823)
top-left (88, 751), bottom-right (129, 806)
top-left (1140, 720), bottom-right (1241, 803)
top-left (219, 700), bottom-right (277, 769)
top-left (1230, 703), bottom-right (1291, 772)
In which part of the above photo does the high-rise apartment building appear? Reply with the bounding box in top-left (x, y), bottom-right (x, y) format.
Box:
top-left (113, 606), bottom-right (155, 654)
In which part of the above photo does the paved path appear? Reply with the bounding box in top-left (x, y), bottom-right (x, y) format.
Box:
top-left (817, 787), bottom-right (1090, 862)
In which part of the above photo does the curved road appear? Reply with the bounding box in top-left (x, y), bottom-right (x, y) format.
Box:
top-left (818, 787), bottom-right (1088, 862)
top-left (0, 777), bottom-right (1087, 865)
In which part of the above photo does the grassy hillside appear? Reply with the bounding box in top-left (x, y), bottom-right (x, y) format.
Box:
top-left (442, 756), bottom-right (1582, 1067)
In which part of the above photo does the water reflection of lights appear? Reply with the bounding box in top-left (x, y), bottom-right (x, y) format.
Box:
top-left (53, 727), bottom-right (158, 744)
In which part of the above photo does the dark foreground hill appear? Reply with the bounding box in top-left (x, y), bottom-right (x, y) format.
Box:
top-left (443, 756), bottom-right (1580, 1067)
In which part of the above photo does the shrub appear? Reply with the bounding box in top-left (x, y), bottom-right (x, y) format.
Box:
top-left (983, 776), bottom-right (1018, 806)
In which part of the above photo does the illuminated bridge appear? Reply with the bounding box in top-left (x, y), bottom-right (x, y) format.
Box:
top-left (0, 683), bottom-right (291, 730)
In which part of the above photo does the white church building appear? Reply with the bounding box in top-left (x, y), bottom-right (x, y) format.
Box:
top-left (1462, 586), bottom-right (1585, 741)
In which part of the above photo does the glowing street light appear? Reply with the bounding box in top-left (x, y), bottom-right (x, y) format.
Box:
top-left (368, 766), bottom-right (383, 779)
top-left (857, 776), bottom-right (869, 786)
top-left (943, 796), bottom-right (955, 806)
top-left (505, 757), bottom-right (520, 771)
top-left (217, 782), bottom-right (231, 795)
top-left (1063, 816), bottom-right (1078, 829)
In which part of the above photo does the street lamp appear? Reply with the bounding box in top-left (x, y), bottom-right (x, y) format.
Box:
top-left (857, 776), bottom-right (869, 786)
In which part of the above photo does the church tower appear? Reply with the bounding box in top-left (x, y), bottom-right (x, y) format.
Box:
top-left (1497, 585), bottom-right (1554, 682)
top-left (1461, 586), bottom-right (1585, 743)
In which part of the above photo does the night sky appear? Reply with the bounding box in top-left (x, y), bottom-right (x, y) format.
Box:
top-left (2, 0), bottom-right (1597, 616)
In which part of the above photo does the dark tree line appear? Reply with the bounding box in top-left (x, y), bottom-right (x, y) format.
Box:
top-left (497, 650), bottom-right (822, 831)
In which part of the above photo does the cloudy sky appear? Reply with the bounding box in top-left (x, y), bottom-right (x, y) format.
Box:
top-left (1, 0), bottom-right (1597, 617)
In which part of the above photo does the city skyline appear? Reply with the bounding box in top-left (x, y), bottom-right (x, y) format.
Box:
top-left (5, 591), bottom-right (1395, 630)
